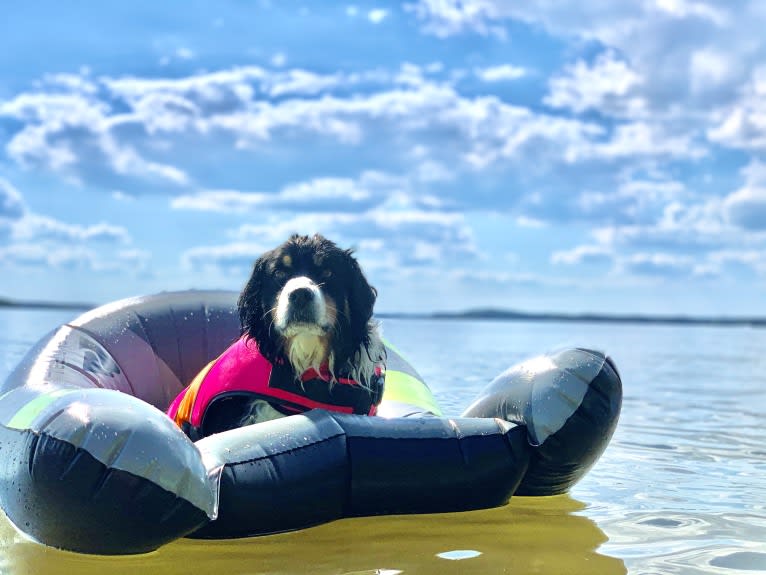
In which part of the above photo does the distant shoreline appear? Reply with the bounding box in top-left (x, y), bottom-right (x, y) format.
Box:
top-left (0, 298), bottom-right (95, 312)
top-left (2, 297), bottom-right (764, 328)
top-left (378, 309), bottom-right (766, 328)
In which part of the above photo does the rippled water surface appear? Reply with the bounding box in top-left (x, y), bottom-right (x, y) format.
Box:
top-left (1, 308), bottom-right (765, 574)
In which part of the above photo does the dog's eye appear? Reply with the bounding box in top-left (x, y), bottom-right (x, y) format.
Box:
top-left (321, 269), bottom-right (332, 279)
top-left (273, 269), bottom-right (287, 280)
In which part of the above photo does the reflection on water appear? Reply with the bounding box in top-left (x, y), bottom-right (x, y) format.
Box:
top-left (2, 310), bottom-right (766, 573)
top-left (0, 496), bottom-right (625, 575)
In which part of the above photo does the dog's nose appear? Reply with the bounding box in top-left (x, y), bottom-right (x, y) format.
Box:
top-left (288, 286), bottom-right (314, 307)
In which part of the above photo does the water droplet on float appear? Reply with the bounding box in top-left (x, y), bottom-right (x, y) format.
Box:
top-left (436, 549), bottom-right (482, 561)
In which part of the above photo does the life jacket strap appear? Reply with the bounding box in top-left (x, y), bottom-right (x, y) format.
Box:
top-left (173, 359), bottom-right (216, 428)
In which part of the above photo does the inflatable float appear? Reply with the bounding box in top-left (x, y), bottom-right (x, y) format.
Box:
top-left (0, 291), bottom-right (622, 555)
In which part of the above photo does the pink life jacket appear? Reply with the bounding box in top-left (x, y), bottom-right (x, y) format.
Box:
top-left (167, 336), bottom-right (384, 439)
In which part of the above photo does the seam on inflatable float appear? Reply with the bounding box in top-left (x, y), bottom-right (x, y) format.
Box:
top-left (27, 432), bottom-right (40, 477)
top-left (447, 419), bottom-right (470, 467)
top-left (60, 449), bottom-right (87, 480)
top-left (57, 360), bottom-right (102, 388)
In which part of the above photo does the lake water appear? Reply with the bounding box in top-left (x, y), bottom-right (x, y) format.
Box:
top-left (0, 307), bottom-right (765, 574)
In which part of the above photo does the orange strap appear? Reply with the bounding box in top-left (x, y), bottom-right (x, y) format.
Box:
top-left (173, 359), bottom-right (215, 428)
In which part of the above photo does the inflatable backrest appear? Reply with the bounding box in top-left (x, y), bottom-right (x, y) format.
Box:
top-left (1, 291), bottom-right (240, 410)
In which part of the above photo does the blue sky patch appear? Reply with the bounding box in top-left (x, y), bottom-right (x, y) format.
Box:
top-left (1, 1), bottom-right (765, 316)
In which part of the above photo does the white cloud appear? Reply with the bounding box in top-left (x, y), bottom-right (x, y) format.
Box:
top-left (265, 69), bottom-right (346, 97)
top-left (704, 249), bottom-right (766, 276)
top-left (103, 67), bottom-right (267, 103)
top-left (590, 198), bottom-right (731, 252)
top-left (181, 242), bottom-right (273, 273)
top-left (172, 190), bottom-right (267, 212)
top-left (404, 0), bottom-right (506, 39)
top-left (560, 164), bottom-right (766, 280)
top-left (406, 0), bottom-right (730, 42)
top-left (0, 90), bottom-right (190, 188)
top-left (515, 216), bottom-right (546, 228)
top-left (0, 92), bottom-right (105, 124)
top-left (172, 179), bottom-right (373, 212)
top-left (280, 177), bottom-right (372, 201)
top-left (1, 92), bottom-right (107, 172)
top-left (551, 244), bottom-right (614, 265)
top-left (39, 72), bottom-right (98, 95)
top-left (413, 160), bottom-right (455, 183)
top-left (708, 67), bottom-right (766, 151)
top-left (101, 135), bottom-right (190, 185)
top-left (122, 92), bottom-right (201, 134)
top-left (368, 9), bottom-right (388, 23)
top-left (103, 66), bottom-right (604, 167)
top-left (184, 202), bottom-right (480, 275)
top-left (0, 48), bottom-right (751, 259)
top-left (650, 0), bottom-right (728, 26)
top-left (408, 0), bottom-right (758, 128)
top-left (446, 267), bottom-right (581, 288)
top-left (474, 64), bottom-right (526, 82)
top-left (571, 122), bottom-right (706, 161)
top-left (173, 171), bottom-right (397, 213)
top-left (545, 51), bottom-right (645, 117)
top-left (690, 48), bottom-right (734, 92)
top-left (11, 214), bottom-right (130, 244)
top-left (0, 243), bottom-right (92, 269)
top-left (722, 160), bottom-right (766, 231)
top-left (724, 187), bottom-right (766, 230)
top-left (6, 59), bottom-right (712, 204)
top-left (576, 178), bottom-right (686, 221)
top-left (0, 242), bottom-right (146, 272)
top-left (176, 47), bottom-right (195, 60)
top-left (532, 151), bottom-right (766, 282)
top-left (0, 178), bottom-right (141, 274)
top-left (620, 252), bottom-right (695, 277)
top-left (0, 178), bottom-right (25, 221)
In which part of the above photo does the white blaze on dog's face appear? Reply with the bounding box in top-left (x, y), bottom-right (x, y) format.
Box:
top-left (274, 276), bottom-right (338, 375)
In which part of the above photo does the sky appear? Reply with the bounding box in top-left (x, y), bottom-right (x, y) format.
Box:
top-left (1, 1), bottom-right (766, 316)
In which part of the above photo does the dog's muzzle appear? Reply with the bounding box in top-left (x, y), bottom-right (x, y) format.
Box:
top-left (275, 276), bottom-right (328, 333)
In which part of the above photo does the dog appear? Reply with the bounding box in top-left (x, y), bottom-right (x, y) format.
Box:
top-left (168, 234), bottom-right (385, 437)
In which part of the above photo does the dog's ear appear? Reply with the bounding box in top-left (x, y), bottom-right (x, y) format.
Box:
top-left (336, 249), bottom-right (384, 380)
top-left (345, 248), bottom-right (377, 340)
top-left (237, 255), bottom-right (280, 361)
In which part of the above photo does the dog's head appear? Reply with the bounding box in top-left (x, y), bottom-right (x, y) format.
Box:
top-left (238, 234), bottom-right (379, 377)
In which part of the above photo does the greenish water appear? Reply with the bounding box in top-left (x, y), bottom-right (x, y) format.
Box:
top-left (1, 498), bottom-right (621, 575)
top-left (1, 308), bottom-right (765, 574)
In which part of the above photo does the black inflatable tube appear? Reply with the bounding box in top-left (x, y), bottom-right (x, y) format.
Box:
top-left (192, 411), bottom-right (532, 539)
top-left (463, 351), bottom-right (623, 496)
top-left (0, 425), bottom-right (209, 555)
top-left (0, 290), bottom-right (622, 554)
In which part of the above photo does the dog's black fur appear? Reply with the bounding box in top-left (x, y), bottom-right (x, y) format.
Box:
top-left (237, 233), bottom-right (383, 388)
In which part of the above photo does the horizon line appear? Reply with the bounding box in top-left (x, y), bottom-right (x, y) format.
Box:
top-left (2, 295), bottom-right (765, 328)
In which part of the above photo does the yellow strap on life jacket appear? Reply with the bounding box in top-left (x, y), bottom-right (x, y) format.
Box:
top-left (173, 359), bottom-right (215, 428)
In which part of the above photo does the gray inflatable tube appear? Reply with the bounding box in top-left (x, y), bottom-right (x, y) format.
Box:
top-left (0, 291), bottom-right (622, 555)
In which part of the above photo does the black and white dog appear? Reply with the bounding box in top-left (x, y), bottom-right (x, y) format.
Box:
top-left (235, 233), bottom-right (385, 424)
